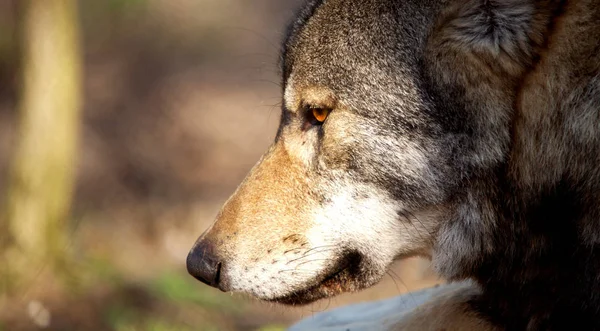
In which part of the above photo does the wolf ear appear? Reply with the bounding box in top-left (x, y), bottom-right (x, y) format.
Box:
top-left (426, 0), bottom-right (561, 81)
top-left (422, 0), bottom-right (564, 168)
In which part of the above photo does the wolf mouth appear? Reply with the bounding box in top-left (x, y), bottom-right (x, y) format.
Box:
top-left (268, 251), bottom-right (363, 305)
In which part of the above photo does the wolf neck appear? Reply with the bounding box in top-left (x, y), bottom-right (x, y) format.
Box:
top-left (475, 187), bottom-right (600, 329)
top-left (428, 0), bottom-right (568, 279)
top-left (428, 0), bottom-right (600, 328)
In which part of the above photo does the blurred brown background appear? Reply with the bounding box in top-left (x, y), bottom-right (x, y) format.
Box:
top-left (0, 1), bottom-right (441, 330)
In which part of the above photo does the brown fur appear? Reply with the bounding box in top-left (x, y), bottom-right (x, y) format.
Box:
top-left (189, 0), bottom-right (600, 329)
top-left (201, 142), bottom-right (313, 264)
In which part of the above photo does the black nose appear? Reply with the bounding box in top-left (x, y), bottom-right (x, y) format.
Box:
top-left (186, 240), bottom-right (222, 289)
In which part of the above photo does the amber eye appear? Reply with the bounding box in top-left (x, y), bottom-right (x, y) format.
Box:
top-left (310, 107), bottom-right (330, 124)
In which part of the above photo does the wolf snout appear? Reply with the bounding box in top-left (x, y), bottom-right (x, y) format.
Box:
top-left (186, 239), bottom-right (224, 291)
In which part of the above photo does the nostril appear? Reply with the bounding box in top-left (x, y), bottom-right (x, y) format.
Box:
top-left (214, 262), bottom-right (222, 286)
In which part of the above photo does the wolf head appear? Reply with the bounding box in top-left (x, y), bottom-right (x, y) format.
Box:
top-left (187, 0), bottom-right (553, 304)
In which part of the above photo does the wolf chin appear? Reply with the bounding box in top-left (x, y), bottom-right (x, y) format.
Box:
top-left (187, 0), bottom-right (600, 329)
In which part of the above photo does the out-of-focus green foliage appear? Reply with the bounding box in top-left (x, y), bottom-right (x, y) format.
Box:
top-left (150, 271), bottom-right (244, 312)
top-left (107, 304), bottom-right (206, 331)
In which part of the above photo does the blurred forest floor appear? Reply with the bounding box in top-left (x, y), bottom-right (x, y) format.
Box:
top-left (0, 1), bottom-right (441, 330)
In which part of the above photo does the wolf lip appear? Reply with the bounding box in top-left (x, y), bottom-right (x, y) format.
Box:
top-left (268, 267), bottom-right (351, 305)
top-left (267, 251), bottom-right (363, 305)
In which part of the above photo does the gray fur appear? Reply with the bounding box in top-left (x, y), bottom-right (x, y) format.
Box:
top-left (189, 0), bottom-right (600, 329)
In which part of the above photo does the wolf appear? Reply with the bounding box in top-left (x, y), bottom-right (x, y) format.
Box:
top-left (187, 0), bottom-right (600, 329)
